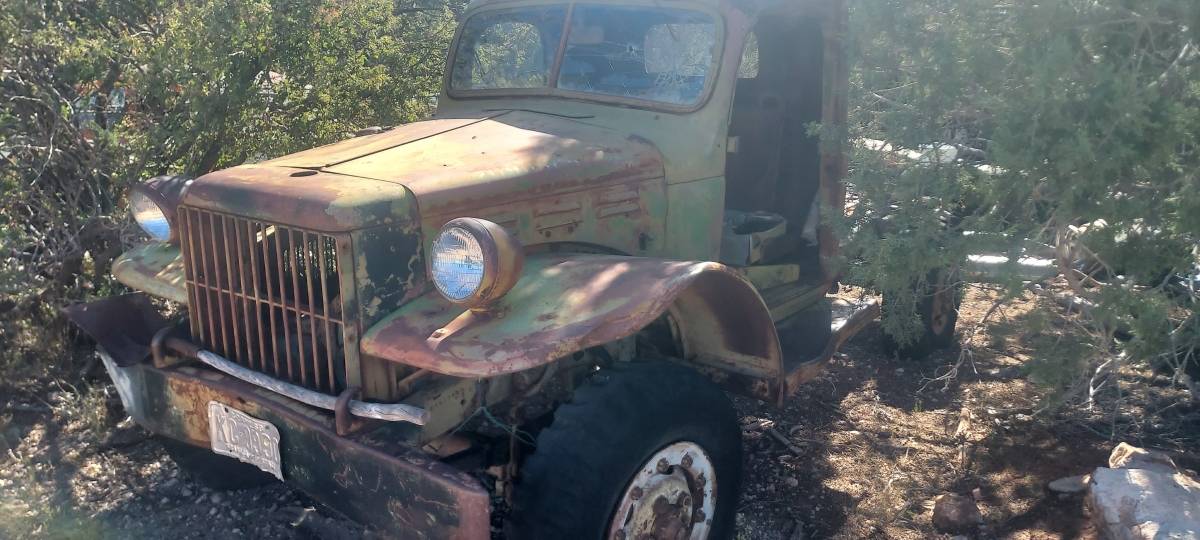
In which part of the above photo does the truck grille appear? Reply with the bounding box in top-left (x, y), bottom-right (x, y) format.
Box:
top-left (178, 207), bottom-right (349, 394)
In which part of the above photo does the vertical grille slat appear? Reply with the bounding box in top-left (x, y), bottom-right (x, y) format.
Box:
top-left (180, 211), bottom-right (203, 344)
top-left (244, 219), bottom-right (269, 374)
top-left (272, 224), bottom-right (296, 381)
top-left (219, 214), bottom-right (244, 363)
top-left (317, 238), bottom-right (338, 394)
top-left (301, 232), bottom-right (323, 392)
top-left (259, 222), bottom-right (283, 378)
top-left (286, 230), bottom-right (309, 387)
top-left (232, 218), bottom-right (258, 371)
top-left (179, 207), bottom-right (348, 395)
top-left (196, 212), bottom-right (221, 356)
top-left (206, 213), bottom-right (231, 358)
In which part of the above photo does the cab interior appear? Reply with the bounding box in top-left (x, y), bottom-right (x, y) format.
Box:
top-left (721, 10), bottom-right (833, 365)
top-left (721, 11), bottom-right (826, 277)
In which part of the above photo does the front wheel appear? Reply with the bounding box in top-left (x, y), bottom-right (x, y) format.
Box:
top-left (511, 361), bottom-right (742, 539)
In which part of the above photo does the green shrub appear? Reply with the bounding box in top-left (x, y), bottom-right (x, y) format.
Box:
top-left (0, 0), bottom-right (462, 370)
top-left (843, 0), bottom-right (1200, 403)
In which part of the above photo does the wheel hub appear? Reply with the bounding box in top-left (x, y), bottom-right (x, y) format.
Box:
top-left (609, 442), bottom-right (715, 540)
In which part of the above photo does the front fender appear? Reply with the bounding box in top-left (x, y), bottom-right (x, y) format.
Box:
top-left (112, 243), bottom-right (187, 304)
top-left (361, 254), bottom-right (783, 385)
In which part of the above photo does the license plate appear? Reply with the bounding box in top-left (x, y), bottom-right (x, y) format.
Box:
top-left (207, 401), bottom-right (283, 480)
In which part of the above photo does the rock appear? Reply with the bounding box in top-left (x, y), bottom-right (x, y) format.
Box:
top-left (210, 492), bottom-right (223, 504)
top-left (1108, 442), bottom-right (1178, 475)
top-left (1048, 474), bottom-right (1091, 495)
top-left (931, 493), bottom-right (983, 534)
top-left (1088, 467), bottom-right (1200, 540)
top-left (785, 477), bottom-right (799, 488)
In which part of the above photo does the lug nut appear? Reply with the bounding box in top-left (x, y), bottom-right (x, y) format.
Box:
top-left (696, 475), bottom-right (706, 486)
top-left (614, 531), bottom-right (626, 540)
top-left (630, 486), bottom-right (644, 500)
top-left (680, 494), bottom-right (692, 507)
top-left (681, 454), bottom-right (693, 468)
top-left (694, 509), bottom-right (707, 523)
top-left (656, 458), bottom-right (670, 473)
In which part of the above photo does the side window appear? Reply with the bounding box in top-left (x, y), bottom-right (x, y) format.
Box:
top-left (450, 7), bottom-right (566, 90)
top-left (737, 32), bottom-right (759, 79)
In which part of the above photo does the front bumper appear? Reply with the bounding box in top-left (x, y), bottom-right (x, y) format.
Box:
top-left (70, 295), bottom-right (490, 540)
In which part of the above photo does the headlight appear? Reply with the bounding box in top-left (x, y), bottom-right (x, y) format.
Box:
top-left (430, 218), bottom-right (523, 308)
top-left (130, 189), bottom-right (172, 241)
top-left (129, 175), bottom-right (192, 243)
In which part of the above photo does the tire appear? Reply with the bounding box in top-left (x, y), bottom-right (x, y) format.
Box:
top-left (883, 268), bottom-right (962, 359)
top-left (512, 361), bottom-right (742, 540)
top-left (161, 438), bottom-right (275, 490)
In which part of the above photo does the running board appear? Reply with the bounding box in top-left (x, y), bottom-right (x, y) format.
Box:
top-left (780, 297), bottom-right (880, 401)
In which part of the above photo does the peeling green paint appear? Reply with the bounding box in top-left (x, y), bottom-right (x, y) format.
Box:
top-left (112, 243), bottom-right (187, 304)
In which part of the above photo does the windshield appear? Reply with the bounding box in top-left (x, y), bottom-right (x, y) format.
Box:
top-left (450, 4), bottom-right (719, 107)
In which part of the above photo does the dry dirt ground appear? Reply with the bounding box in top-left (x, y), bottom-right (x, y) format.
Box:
top-left (2, 284), bottom-right (1197, 539)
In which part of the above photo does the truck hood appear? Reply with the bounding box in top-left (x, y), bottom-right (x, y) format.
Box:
top-left (263, 109), bottom-right (664, 218)
top-left (182, 165), bottom-right (416, 232)
top-left (184, 110), bottom-right (663, 231)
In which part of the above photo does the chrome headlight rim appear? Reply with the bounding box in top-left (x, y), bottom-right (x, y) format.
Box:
top-left (129, 175), bottom-right (192, 244)
top-left (429, 217), bottom-right (524, 309)
top-left (430, 224), bottom-right (486, 302)
top-left (130, 184), bottom-right (175, 242)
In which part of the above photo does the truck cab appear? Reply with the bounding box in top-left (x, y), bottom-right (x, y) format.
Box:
top-left (66, 0), bottom-right (912, 538)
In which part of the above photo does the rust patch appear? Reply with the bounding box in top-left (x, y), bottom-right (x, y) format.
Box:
top-left (324, 111), bottom-right (664, 219)
top-left (129, 362), bottom-right (491, 539)
top-left (361, 254), bottom-right (783, 383)
top-left (265, 116), bottom-right (494, 169)
top-left (183, 166), bottom-right (417, 233)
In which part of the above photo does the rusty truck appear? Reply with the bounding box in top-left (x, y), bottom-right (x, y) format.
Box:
top-left (66, 0), bottom-right (959, 537)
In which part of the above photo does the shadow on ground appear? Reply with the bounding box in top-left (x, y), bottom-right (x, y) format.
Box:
top-left (732, 290), bottom-right (1113, 540)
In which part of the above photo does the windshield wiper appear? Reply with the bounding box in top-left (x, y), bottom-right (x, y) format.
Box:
top-left (483, 107), bottom-right (595, 119)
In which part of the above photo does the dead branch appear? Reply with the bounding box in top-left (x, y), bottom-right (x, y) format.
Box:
top-left (921, 283), bottom-right (1035, 393)
top-left (766, 428), bottom-right (806, 456)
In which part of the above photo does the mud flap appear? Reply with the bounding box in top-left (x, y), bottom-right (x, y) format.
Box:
top-left (62, 293), bottom-right (170, 366)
